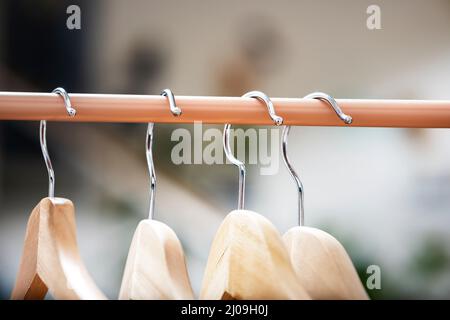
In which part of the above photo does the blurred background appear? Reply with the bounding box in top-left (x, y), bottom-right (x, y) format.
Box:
top-left (1, 0), bottom-right (450, 299)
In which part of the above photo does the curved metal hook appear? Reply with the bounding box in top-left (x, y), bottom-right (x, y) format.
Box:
top-left (223, 123), bottom-right (246, 210)
top-left (53, 87), bottom-right (77, 117)
top-left (40, 121), bottom-right (55, 198)
top-left (146, 89), bottom-right (180, 219)
top-left (243, 90), bottom-right (284, 126)
top-left (223, 91), bottom-right (283, 210)
top-left (146, 122), bottom-right (156, 219)
top-left (304, 92), bottom-right (352, 124)
top-left (282, 125), bottom-right (305, 226)
top-left (41, 88), bottom-right (77, 198)
top-left (161, 88), bottom-right (182, 116)
top-left (282, 92), bottom-right (352, 226)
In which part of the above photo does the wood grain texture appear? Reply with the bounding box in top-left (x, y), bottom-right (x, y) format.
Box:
top-left (11, 197), bottom-right (106, 300)
top-left (200, 210), bottom-right (310, 300)
top-left (119, 220), bottom-right (194, 300)
top-left (283, 226), bottom-right (368, 300)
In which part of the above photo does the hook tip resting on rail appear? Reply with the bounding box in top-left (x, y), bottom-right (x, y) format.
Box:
top-left (305, 92), bottom-right (352, 125)
top-left (52, 87), bottom-right (77, 117)
top-left (161, 88), bottom-right (182, 117)
top-left (243, 90), bottom-right (284, 126)
top-left (273, 115), bottom-right (284, 126)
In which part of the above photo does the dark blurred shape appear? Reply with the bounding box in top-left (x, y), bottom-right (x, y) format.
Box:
top-left (411, 235), bottom-right (450, 278)
top-left (236, 13), bottom-right (285, 74)
top-left (0, 0), bottom-right (91, 200)
top-left (214, 13), bottom-right (285, 96)
top-left (2, 0), bottom-right (88, 92)
top-left (124, 40), bottom-right (167, 94)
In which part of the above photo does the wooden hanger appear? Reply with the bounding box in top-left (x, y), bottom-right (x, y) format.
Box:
top-left (281, 93), bottom-right (368, 299)
top-left (12, 96), bottom-right (105, 299)
top-left (119, 94), bottom-right (194, 300)
top-left (283, 226), bottom-right (367, 299)
top-left (200, 209), bottom-right (310, 300)
top-left (11, 197), bottom-right (106, 300)
top-left (201, 92), bottom-right (310, 300)
top-left (119, 219), bottom-right (194, 299)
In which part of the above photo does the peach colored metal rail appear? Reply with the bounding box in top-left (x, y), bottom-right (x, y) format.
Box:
top-left (1, 92), bottom-right (450, 128)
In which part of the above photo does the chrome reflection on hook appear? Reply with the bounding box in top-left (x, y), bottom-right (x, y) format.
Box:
top-left (146, 122), bottom-right (156, 219)
top-left (304, 92), bottom-right (352, 124)
top-left (243, 90), bottom-right (283, 126)
top-left (224, 90), bottom-right (282, 210)
top-left (161, 88), bottom-right (182, 116)
top-left (41, 87), bottom-right (77, 198)
top-left (282, 92), bottom-right (352, 226)
top-left (53, 87), bottom-right (77, 117)
top-left (146, 89), bottom-right (181, 219)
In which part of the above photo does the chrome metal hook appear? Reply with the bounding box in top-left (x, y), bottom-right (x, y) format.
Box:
top-left (282, 92), bottom-right (352, 226)
top-left (146, 122), bottom-right (156, 219)
top-left (146, 89), bottom-right (180, 219)
top-left (161, 88), bottom-right (182, 116)
top-left (40, 87), bottom-right (77, 198)
top-left (223, 123), bottom-right (246, 210)
top-left (281, 125), bottom-right (304, 226)
top-left (53, 87), bottom-right (77, 117)
top-left (243, 91), bottom-right (283, 126)
top-left (304, 92), bottom-right (352, 124)
top-left (223, 91), bottom-right (283, 210)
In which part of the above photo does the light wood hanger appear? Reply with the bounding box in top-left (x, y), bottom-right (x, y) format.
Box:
top-left (281, 92), bottom-right (368, 300)
top-left (283, 226), bottom-right (368, 299)
top-left (11, 198), bottom-right (106, 300)
top-left (12, 91), bottom-right (106, 299)
top-left (200, 209), bottom-right (310, 300)
top-left (119, 219), bottom-right (194, 300)
top-left (119, 91), bottom-right (194, 300)
top-left (200, 92), bottom-right (310, 300)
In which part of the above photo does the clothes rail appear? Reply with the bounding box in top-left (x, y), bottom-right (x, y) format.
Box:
top-left (1, 92), bottom-right (450, 128)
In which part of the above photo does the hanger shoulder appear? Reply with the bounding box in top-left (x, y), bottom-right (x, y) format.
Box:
top-left (11, 203), bottom-right (47, 299)
top-left (119, 219), bottom-right (194, 300)
top-left (201, 210), bottom-right (310, 300)
top-left (11, 197), bottom-right (106, 300)
top-left (283, 226), bottom-right (368, 300)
